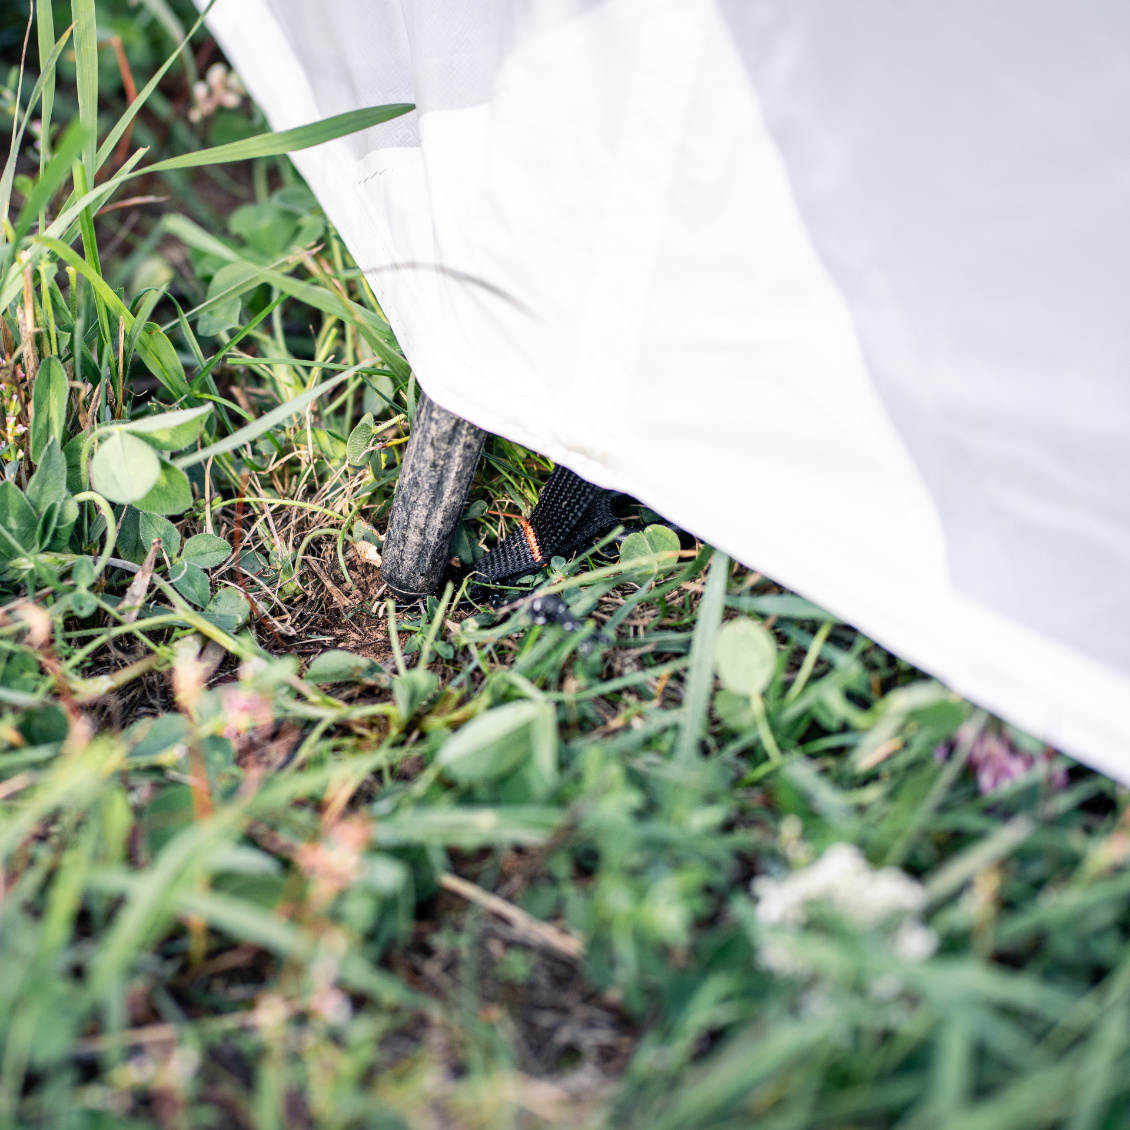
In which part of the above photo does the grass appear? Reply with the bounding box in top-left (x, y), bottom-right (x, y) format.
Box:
top-left (1, 5), bottom-right (1129, 1128)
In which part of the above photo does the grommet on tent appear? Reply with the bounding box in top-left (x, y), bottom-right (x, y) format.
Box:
top-left (380, 393), bottom-right (486, 603)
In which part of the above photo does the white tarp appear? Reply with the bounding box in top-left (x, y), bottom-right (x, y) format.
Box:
top-left (199, 0), bottom-right (1130, 780)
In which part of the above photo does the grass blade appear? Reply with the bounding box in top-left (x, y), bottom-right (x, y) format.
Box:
top-left (71, 0), bottom-right (99, 181)
top-left (95, 2), bottom-right (214, 171)
top-left (1066, 1007), bottom-right (1128, 1130)
top-left (143, 105), bottom-right (415, 174)
top-left (173, 366), bottom-right (364, 469)
top-left (161, 212), bottom-right (409, 377)
top-left (0, 146), bottom-right (145, 309)
top-left (0, 25), bottom-right (72, 232)
top-left (36, 0), bottom-right (56, 166)
top-left (12, 120), bottom-right (87, 244)
top-left (35, 234), bottom-right (190, 396)
top-left (674, 549), bottom-right (726, 763)
top-left (135, 0), bottom-right (198, 85)
top-left (189, 293), bottom-right (285, 390)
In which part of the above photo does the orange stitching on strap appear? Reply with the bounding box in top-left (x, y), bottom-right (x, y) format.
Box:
top-left (518, 518), bottom-right (543, 564)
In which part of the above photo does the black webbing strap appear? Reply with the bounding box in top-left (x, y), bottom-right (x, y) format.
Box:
top-left (468, 466), bottom-right (620, 588)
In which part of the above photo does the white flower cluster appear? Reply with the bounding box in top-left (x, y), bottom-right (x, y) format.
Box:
top-left (752, 843), bottom-right (937, 976)
top-left (188, 63), bottom-right (245, 123)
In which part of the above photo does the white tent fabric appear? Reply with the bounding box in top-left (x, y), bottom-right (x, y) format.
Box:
top-left (199, 0), bottom-right (1130, 781)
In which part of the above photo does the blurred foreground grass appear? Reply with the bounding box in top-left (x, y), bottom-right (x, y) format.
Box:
top-left (0, 4), bottom-right (1128, 1128)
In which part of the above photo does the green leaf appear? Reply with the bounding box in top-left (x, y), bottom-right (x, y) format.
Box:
top-left (13, 120), bottom-right (86, 245)
top-left (620, 523), bottom-right (681, 566)
top-left (127, 713), bottom-right (189, 760)
top-left (72, 0), bottom-right (99, 179)
top-left (170, 560), bottom-right (210, 608)
top-left (63, 434), bottom-right (85, 495)
top-left (174, 369), bottom-right (352, 470)
top-left (675, 550), bottom-right (729, 763)
top-left (230, 201), bottom-right (298, 258)
top-left (90, 431), bottom-right (161, 504)
top-left (392, 669), bottom-right (437, 720)
top-left (120, 405), bottom-right (212, 451)
top-left (451, 521), bottom-right (481, 567)
top-left (464, 499), bottom-right (488, 521)
top-left (306, 650), bottom-right (386, 685)
top-left (19, 704), bottom-right (67, 746)
top-left (436, 701), bottom-right (547, 785)
top-left (72, 557), bottom-right (95, 588)
top-left (191, 293), bottom-right (285, 391)
top-left (29, 357), bottom-right (67, 463)
top-left (35, 499), bottom-right (59, 551)
top-left (714, 688), bottom-right (758, 732)
top-left (203, 587), bottom-right (251, 631)
top-left (715, 617), bottom-right (777, 699)
top-left (372, 806), bottom-right (560, 850)
top-left (139, 512), bottom-right (181, 558)
top-left (725, 593), bottom-right (837, 621)
top-left (197, 301), bottom-right (240, 340)
top-left (127, 293), bottom-right (167, 370)
top-left (33, 239), bottom-right (192, 399)
top-left (0, 482), bottom-right (39, 560)
top-left (142, 785), bottom-right (195, 857)
top-left (95, 3), bottom-right (209, 171)
top-left (49, 495), bottom-right (78, 551)
top-left (114, 506), bottom-right (143, 564)
top-left (198, 262), bottom-right (259, 336)
top-left (27, 436), bottom-right (67, 515)
top-left (137, 323), bottom-right (189, 400)
top-left (362, 372), bottom-right (396, 413)
top-left (133, 459), bottom-right (194, 516)
top-left (0, 27), bottom-right (72, 231)
top-left (182, 533), bottom-right (231, 569)
top-left (346, 412), bottom-right (374, 466)
top-left (2, 150), bottom-right (146, 315)
top-left (143, 104), bottom-right (415, 174)
top-left (160, 214), bottom-right (409, 380)
top-left (35, 0), bottom-right (56, 164)
top-left (71, 589), bottom-right (97, 618)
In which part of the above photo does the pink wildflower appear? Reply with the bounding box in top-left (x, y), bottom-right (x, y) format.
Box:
top-left (936, 724), bottom-right (1066, 795)
top-left (218, 684), bottom-right (274, 740)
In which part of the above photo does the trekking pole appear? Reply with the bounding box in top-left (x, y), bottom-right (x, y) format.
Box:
top-left (381, 393), bottom-right (486, 601)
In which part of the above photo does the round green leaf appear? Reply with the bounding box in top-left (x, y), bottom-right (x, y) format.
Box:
top-left (139, 511), bottom-right (181, 558)
top-left (620, 523), bottom-right (681, 566)
top-left (204, 587), bottom-right (250, 630)
top-left (182, 532), bottom-right (232, 569)
top-left (71, 590), bottom-right (97, 618)
top-left (346, 412), bottom-right (374, 466)
top-left (306, 649), bottom-right (382, 685)
top-left (90, 431), bottom-right (161, 504)
top-left (133, 460), bottom-right (193, 515)
top-left (436, 700), bottom-right (541, 784)
top-left (169, 560), bottom-right (211, 607)
top-left (120, 404), bottom-right (212, 451)
top-left (715, 617), bottom-right (778, 698)
top-left (71, 557), bottom-right (96, 587)
top-left (362, 372), bottom-right (395, 413)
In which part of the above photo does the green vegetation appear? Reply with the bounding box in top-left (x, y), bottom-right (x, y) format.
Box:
top-left (0, 4), bottom-right (1128, 1127)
